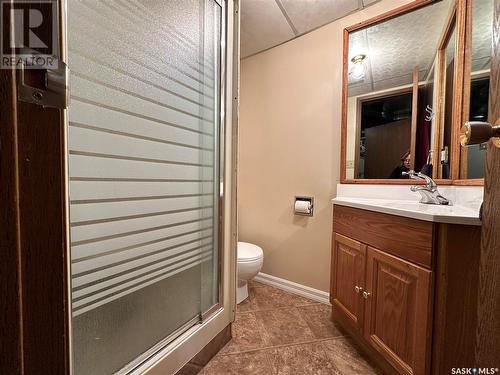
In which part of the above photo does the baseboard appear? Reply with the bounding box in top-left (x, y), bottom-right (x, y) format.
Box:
top-left (253, 272), bottom-right (330, 305)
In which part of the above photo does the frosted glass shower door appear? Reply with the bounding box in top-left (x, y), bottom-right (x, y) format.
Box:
top-left (66, 1), bottom-right (222, 374)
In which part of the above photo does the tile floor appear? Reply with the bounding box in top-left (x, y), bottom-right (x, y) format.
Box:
top-left (200, 281), bottom-right (381, 374)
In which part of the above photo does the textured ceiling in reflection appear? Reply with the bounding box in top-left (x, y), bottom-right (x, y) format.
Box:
top-left (348, 0), bottom-right (454, 97)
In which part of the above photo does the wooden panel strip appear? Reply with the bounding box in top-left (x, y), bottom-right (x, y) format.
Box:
top-left (333, 205), bottom-right (434, 268)
top-left (450, 0), bottom-right (468, 180)
top-left (16, 79), bottom-right (70, 375)
top-left (410, 66), bottom-right (419, 170)
top-left (432, 223), bottom-right (481, 373)
top-left (0, 66), bottom-right (23, 375)
top-left (476, 0), bottom-right (500, 365)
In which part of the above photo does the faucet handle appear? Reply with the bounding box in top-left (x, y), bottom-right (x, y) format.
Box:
top-left (402, 170), bottom-right (437, 189)
top-left (401, 170), bottom-right (416, 177)
top-left (415, 172), bottom-right (437, 189)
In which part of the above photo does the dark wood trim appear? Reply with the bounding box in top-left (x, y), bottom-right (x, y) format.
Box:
top-left (0, 67), bottom-right (23, 375)
top-left (1, 52), bottom-right (70, 375)
top-left (432, 224), bottom-right (482, 374)
top-left (475, 0), bottom-right (500, 365)
top-left (16, 77), bottom-right (70, 375)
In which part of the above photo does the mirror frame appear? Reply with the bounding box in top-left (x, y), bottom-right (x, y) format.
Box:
top-left (340, 0), bottom-right (484, 186)
top-left (457, 0), bottom-right (489, 184)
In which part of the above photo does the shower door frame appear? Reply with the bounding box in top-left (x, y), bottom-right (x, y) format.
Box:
top-left (1, 0), bottom-right (238, 373)
top-left (81, 0), bottom-right (229, 370)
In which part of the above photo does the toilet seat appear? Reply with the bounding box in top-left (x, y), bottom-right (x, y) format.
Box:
top-left (237, 242), bottom-right (263, 262)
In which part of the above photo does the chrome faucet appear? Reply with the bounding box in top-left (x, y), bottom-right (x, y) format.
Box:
top-left (402, 170), bottom-right (451, 205)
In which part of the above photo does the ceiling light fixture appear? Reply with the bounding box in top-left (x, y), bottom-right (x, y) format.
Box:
top-left (349, 54), bottom-right (367, 80)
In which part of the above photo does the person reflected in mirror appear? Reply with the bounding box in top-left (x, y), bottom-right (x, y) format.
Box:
top-left (420, 149), bottom-right (433, 177)
top-left (389, 150), bottom-right (411, 179)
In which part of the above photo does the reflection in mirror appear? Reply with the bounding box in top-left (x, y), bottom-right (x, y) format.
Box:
top-left (461, 0), bottom-right (493, 179)
top-left (420, 64), bottom-right (435, 178)
top-left (345, 0), bottom-right (453, 180)
top-left (440, 26), bottom-right (456, 179)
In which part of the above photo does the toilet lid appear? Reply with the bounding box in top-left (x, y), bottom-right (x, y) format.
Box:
top-left (237, 242), bottom-right (263, 262)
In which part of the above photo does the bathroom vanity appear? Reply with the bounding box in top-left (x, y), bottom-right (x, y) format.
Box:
top-left (330, 197), bottom-right (481, 375)
top-left (331, 0), bottom-right (493, 372)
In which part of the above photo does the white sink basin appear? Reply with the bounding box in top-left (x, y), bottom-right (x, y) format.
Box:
top-left (331, 197), bottom-right (481, 226)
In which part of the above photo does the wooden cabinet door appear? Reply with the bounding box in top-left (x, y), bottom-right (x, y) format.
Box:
top-left (364, 246), bottom-right (431, 375)
top-left (331, 233), bottom-right (366, 331)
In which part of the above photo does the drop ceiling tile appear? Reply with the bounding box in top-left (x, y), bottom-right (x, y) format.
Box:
top-left (280, 0), bottom-right (360, 34)
top-left (241, 0), bottom-right (296, 58)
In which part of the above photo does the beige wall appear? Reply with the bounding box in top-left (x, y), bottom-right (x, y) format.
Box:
top-left (238, 0), bottom-right (413, 292)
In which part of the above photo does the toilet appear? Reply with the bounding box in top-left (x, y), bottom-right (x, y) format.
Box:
top-left (237, 242), bottom-right (264, 304)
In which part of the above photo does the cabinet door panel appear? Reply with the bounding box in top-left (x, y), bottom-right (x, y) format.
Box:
top-left (364, 246), bottom-right (431, 375)
top-left (331, 233), bottom-right (366, 331)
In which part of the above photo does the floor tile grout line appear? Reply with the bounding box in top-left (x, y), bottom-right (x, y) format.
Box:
top-left (202, 282), bottom-right (381, 375)
top-left (236, 301), bottom-right (327, 314)
top-left (217, 334), bottom-right (346, 357)
top-left (262, 345), bottom-right (278, 375)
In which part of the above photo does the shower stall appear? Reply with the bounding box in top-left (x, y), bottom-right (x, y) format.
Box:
top-left (1, 0), bottom-right (237, 372)
top-left (62, 0), bottom-right (236, 373)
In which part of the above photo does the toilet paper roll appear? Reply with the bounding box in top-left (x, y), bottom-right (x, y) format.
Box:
top-left (294, 200), bottom-right (311, 214)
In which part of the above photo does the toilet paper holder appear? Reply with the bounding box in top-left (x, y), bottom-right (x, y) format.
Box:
top-left (294, 196), bottom-right (314, 216)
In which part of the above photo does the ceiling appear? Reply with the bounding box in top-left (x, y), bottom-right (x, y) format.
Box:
top-left (347, 0), bottom-right (492, 97)
top-left (240, 0), bottom-right (380, 59)
top-left (240, 0), bottom-right (493, 94)
top-left (348, 0), bottom-right (453, 97)
top-left (471, 0), bottom-right (493, 72)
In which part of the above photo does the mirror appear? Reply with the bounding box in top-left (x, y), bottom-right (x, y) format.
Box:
top-left (459, 0), bottom-right (493, 179)
top-left (439, 24), bottom-right (457, 179)
top-left (344, 0), bottom-right (454, 180)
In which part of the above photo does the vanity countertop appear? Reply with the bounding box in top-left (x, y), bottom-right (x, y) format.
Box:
top-left (331, 197), bottom-right (481, 226)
